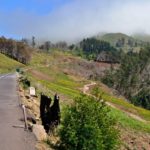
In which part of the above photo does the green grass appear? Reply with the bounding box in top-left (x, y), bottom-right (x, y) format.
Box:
top-left (104, 94), bottom-right (150, 121)
top-left (98, 33), bottom-right (131, 46)
top-left (42, 80), bottom-right (81, 98)
top-left (110, 108), bottom-right (150, 133)
top-left (28, 73), bottom-right (81, 97)
top-left (96, 33), bottom-right (141, 52)
top-left (24, 51), bottom-right (150, 133)
top-left (27, 70), bottom-right (82, 97)
top-left (91, 86), bottom-right (150, 122)
top-left (36, 67), bottom-right (82, 89)
top-left (25, 51), bottom-right (86, 99)
top-left (0, 53), bottom-right (24, 73)
top-left (92, 86), bottom-right (150, 132)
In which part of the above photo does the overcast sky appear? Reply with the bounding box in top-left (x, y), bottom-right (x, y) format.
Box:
top-left (0, 0), bottom-right (150, 42)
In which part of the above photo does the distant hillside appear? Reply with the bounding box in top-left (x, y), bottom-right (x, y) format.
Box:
top-left (0, 36), bottom-right (33, 64)
top-left (96, 33), bottom-right (131, 45)
top-left (79, 38), bottom-right (120, 62)
top-left (133, 33), bottom-right (150, 42)
top-left (0, 53), bottom-right (24, 73)
top-left (23, 50), bottom-right (150, 150)
top-left (95, 33), bottom-right (149, 52)
top-left (102, 47), bottom-right (150, 110)
top-left (74, 33), bottom-right (150, 63)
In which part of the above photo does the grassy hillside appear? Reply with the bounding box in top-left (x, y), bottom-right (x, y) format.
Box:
top-left (96, 33), bottom-right (131, 45)
top-left (91, 83), bottom-right (150, 120)
top-left (95, 33), bottom-right (144, 52)
top-left (25, 50), bottom-right (114, 99)
top-left (25, 51), bottom-right (150, 121)
top-left (0, 53), bottom-right (24, 73)
top-left (133, 33), bottom-right (150, 42)
top-left (25, 51), bottom-right (89, 102)
top-left (21, 50), bottom-right (150, 149)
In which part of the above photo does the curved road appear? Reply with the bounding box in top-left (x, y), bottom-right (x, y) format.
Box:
top-left (0, 73), bottom-right (36, 150)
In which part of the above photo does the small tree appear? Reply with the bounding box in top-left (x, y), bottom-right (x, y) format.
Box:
top-left (32, 36), bottom-right (36, 48)
top-left (58, 94), bottom-right (120, 150)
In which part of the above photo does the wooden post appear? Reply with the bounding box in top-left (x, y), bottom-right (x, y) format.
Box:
top-left (22, 105), bottom-right (28, 131)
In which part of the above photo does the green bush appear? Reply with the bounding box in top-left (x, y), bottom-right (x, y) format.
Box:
top-left (102, 47), bottom-right (150, 110)
top-left (20, 77), bottom-right (31, 89)
top-left (58, 94), bottom-right (120, 150)
top-left (132, 89), bottom-right (150, 110)
top-left (102, 70), bottom-right (115, 88)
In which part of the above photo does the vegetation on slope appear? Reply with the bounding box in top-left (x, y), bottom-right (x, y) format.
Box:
top-left (0, 53), bottom-right (24, 73)
top-left (19, 49), bottom-right (150, 149)
top-left (96, 33), bottom-right (132, 46)
top-left (96, 33), bottom-right (149, 52)
top-left (26, 50), bottom-right (116, 99)
top-left (79, 38), bottom-right (120, 62)
top-left (0, 36), bottom-right (33, 64)
top-left (102, 47), bottom-right (150, 110)
top-left (91, 85), bottom-right (150, 122)
top-left (25, 51), bottom-right (89, 100)
top-left (59, 94), bottom-right (120, 150)
top-left (26, 51), bottom-right (150, 128)
top-left (1, 33), bottom-right (150, 149)
top-left (133, 33), bottom-right (150, 43)
top-left (70, 37), bottom-right (121, 64)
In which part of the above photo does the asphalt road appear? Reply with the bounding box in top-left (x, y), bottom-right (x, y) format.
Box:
top-left (0, 73), bottom-right (36, 150)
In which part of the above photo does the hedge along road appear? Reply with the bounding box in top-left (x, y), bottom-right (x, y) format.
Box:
top-left (0, 73), bottom-right (36, 150)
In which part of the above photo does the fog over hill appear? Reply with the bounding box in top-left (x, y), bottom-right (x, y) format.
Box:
top-left (133, 33), bottom-right (150, 42)
top-left (1, 0), bottom-right (150, 42)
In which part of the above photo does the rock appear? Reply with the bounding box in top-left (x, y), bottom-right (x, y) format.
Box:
top-left (25, 95), bottom-right (30, 99)
top-left (33, 125), bottom-right (47, 141)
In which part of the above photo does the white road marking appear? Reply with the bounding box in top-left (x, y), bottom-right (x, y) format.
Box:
top-left (0, 73), bottom-right (15, 79)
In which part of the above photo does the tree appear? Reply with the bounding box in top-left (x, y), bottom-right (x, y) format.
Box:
top-left (0, 36), bottom-right (33, 64)
top-left (69, 44), bottom-right (75, 50)
top-left (132, 89), bottom-right (150, 110)
top-left (21, 38), bottom-right (29, 45)
top-left (58, 94), bottom-right (120, 150)
top-left (79, 38), bottom-right (119, 61)
top-left (44, 41), bottom-right (51, 52)
top-left (32, 36), bottom-right (36, 48)
top-left (55, 41), bottom-right (67, 49)
top-left (102, 47), bottom-right (150, 110)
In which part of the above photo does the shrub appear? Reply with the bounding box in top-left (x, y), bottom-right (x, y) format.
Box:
top-left (58, 94), bottom-right (120, 150)
top-left (131, 89), bottom-right (150, 110)
top-left (20, 77), bottom-right (31, 89)
top-left (101, 70), bottom-right (115, 88)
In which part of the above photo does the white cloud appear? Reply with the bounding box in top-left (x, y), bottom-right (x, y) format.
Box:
top-left (1, 0), bottom-right (150, 42)
top-left (107, 1), bottom-right (150, 34)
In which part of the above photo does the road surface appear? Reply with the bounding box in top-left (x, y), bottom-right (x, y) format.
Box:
top-left (0, 73), bottom-right (36, 150)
